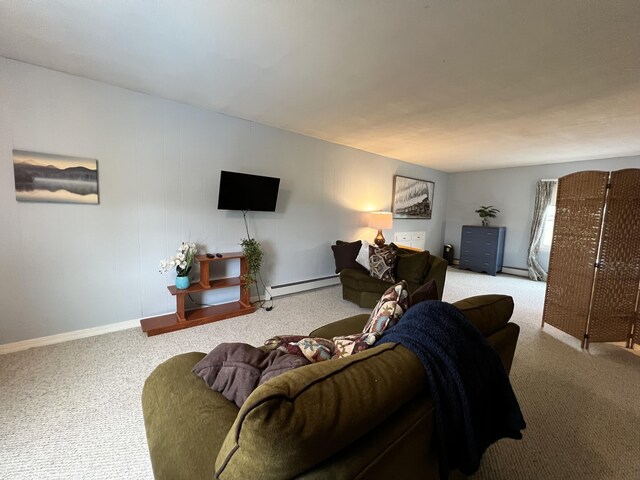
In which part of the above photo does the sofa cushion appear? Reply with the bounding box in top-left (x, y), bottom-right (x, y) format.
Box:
top-left (454, 295), bottom-right (515, 336)
top-left (331, 240), bottom-right (366, 274)
top-left (309, 313), bottom-right (371, 338)
top-left (362, 281), bottom-right (410, 334)
top-left (340, 268), bottom-right (391, 293)
top-left (369, 245), bottom-right (397, 283)
top-left (214, 343), bottom-right (427, 479)
top-left (395, 250), bottom-right (431, 284)
top-left (409, 279), bottom-right (439, 307)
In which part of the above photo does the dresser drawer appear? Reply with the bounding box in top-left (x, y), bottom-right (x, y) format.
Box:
top-left (462, 251), bottom-right (497, 263)
top-left (461, 227), bottom-right (499, 239)
top-left (461, 240), bottom-right (498, 255)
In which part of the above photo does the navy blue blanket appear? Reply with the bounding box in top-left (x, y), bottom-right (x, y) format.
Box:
top-left (375, 300), bottom-right (525, 479)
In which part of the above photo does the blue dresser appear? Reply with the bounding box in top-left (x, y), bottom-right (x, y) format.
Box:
top-left (459, 226), bottom-right (506, 276)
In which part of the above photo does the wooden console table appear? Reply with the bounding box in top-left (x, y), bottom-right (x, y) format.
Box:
top-left (140, 253), bottom-right (255, 336)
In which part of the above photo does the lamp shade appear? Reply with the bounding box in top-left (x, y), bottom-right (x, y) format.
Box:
top-left (368, 211), bottom-right (393, 230)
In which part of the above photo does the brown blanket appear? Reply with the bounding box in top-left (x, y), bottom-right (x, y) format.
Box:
top-left (192, 343), bottom-right (310, 407)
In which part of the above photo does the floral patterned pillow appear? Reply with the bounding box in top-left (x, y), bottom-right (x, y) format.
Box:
top-left (332, 332), bottom-right (379, 359)
top-left (264, 283), bottom-right (408, 364)
top-left (369, 245), bottom-right (397, 283)
top-left (264, 335), bottom-right (306, 354)
top-left (265, 335), bottom-right (335, 363)
top-left (362, 280), bottom-right (410, 334)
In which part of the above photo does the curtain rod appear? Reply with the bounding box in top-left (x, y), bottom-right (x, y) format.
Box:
top-left (540, 178), bottom-right (558, 181)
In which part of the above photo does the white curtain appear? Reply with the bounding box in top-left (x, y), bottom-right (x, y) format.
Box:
top-left (527, 180), bottom-right (557, 281)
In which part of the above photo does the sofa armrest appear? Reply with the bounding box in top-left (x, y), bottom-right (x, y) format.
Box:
top-left (142, 352), bottom-right (240, 480)
top-left (425, 255), bottom-right (448, 300)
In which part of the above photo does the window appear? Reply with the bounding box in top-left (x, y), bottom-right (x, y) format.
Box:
top-left (539, 182), bottom-right (558, 251)
top-left (540, 205), bottom-right (556, 250)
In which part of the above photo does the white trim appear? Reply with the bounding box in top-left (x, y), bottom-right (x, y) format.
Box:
top-left (266, 276), bottom-right (341, 298)
top-left (0, 317), bottom-right (152, 355)
top-left (1, 275), bottom-right (342, 354)
top-left (451, 260), bottom-right (528, 278)
top-left (501, 267), bottom-right (529, 277)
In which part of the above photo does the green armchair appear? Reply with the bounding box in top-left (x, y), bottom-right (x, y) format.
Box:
top-left (340, 250), bottom-right (448, 308)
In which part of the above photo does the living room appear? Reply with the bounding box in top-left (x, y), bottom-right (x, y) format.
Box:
top-left (1, 2), bottom-right (639, 479)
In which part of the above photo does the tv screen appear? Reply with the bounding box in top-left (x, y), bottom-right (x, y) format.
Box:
top-left (217, 170), bottom-right (280, 212)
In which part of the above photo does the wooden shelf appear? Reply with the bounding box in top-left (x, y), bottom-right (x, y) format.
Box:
top-left (166, 277), bottom-right (245, 295)
top-left (140, 252), bottom-right (254, 336)
top-left (195, 252), bottom-right (244, 262)
top-left (140, 301), bottom-right (256, 336)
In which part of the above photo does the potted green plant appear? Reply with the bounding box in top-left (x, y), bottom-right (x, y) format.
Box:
top-left (159, 242), bottom-right (198, 289)
top-left (240, 237), bottom-right (264, 289)
top-left (475, 205), bottom-right (500, 227)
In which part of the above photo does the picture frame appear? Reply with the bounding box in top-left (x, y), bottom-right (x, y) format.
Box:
top-left (13, 150), bottom-right (99, 204)
top-left (392, 175), bottom-right (434, 219)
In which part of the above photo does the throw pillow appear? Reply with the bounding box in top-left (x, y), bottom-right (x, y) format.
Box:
top-left (355, 240), bottom-right (372, 270)
top-left (369, 245), bottom-right (397, 283)
top-left (293, 337), bottom-right (336, 362)
top-left (395, 250), bottom-right (431, 284)
top-left (331, 240), bottom-right (366, 274)
top-left (332, 332), bottom-right (379, 359)
top-left (362, 280), bottom-right (409, 334)
top-left (264, 335), bottom-right (307, 355)
top-left (409, 279), bottom-right (439, 307)
top-left (265, 335), bottom-right (336, 363)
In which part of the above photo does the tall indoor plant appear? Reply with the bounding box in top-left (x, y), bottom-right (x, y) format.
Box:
top-left (240, 237), bottom-right (264, 290)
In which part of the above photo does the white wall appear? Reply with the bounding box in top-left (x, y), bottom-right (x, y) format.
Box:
top-left (444, 156), bottom-right (639, 270)
top-left (0, 58), bottom-right (448, 345)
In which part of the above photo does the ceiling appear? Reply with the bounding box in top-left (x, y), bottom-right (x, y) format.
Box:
top-left (1, 1), bottom-right (639, 172)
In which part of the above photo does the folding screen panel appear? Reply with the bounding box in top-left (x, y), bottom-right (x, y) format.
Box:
top-left (542, 171), bottom-right (608, 344)
top-left (588, 169), bottom-right (640, 346)
top-left (543, 169), bottom-right (640, 349)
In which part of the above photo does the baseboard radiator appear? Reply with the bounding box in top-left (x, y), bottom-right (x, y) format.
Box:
top-left (265, 275), bottom-right (340, 298)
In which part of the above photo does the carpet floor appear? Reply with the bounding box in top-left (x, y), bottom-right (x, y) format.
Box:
top-left (0, 268), bottom-right (638, 479)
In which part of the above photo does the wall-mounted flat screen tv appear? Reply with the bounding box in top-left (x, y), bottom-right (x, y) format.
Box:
top-left (217, 170), bottom-right (280, 212)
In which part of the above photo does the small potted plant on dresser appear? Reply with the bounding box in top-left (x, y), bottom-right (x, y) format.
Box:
top-left (475, 205), bottom-right (500, 227)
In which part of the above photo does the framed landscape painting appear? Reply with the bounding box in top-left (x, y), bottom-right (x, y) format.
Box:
top-left (392, 175), bottom-right (434, 219)
top-left (13, 150), bottom-right (99, 204)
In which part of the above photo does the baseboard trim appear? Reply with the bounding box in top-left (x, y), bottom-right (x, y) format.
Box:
top-left (451, 259), bottom-right (529, 278)
top-left (0, 316), bottom-right (153, 355)
top-left (501, 267), bottom-right (529, 277)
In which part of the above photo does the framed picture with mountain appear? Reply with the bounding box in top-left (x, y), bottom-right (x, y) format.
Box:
top-left (13, 150), bottom-right (99, 204)
top-left (392, 175), bottom-right (434, 219)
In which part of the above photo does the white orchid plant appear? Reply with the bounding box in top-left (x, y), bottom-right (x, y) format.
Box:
top-left (159, 242), bottom-right (197, 277)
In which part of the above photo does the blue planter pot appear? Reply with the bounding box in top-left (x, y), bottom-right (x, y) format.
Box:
top-left (175, 276), bottom-right (191, 290)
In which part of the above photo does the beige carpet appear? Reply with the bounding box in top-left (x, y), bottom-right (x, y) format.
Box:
top-left (0, 268), bottom-right (638, 479)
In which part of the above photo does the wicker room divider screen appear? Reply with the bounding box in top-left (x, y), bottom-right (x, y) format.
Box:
top-left (542, 169), bottom-right (640, 349)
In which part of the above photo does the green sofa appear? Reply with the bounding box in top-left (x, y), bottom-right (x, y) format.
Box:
top-left (340, 250), bottom-right (448, 308)
top-left (142, 294), bottom-right (519, 480)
